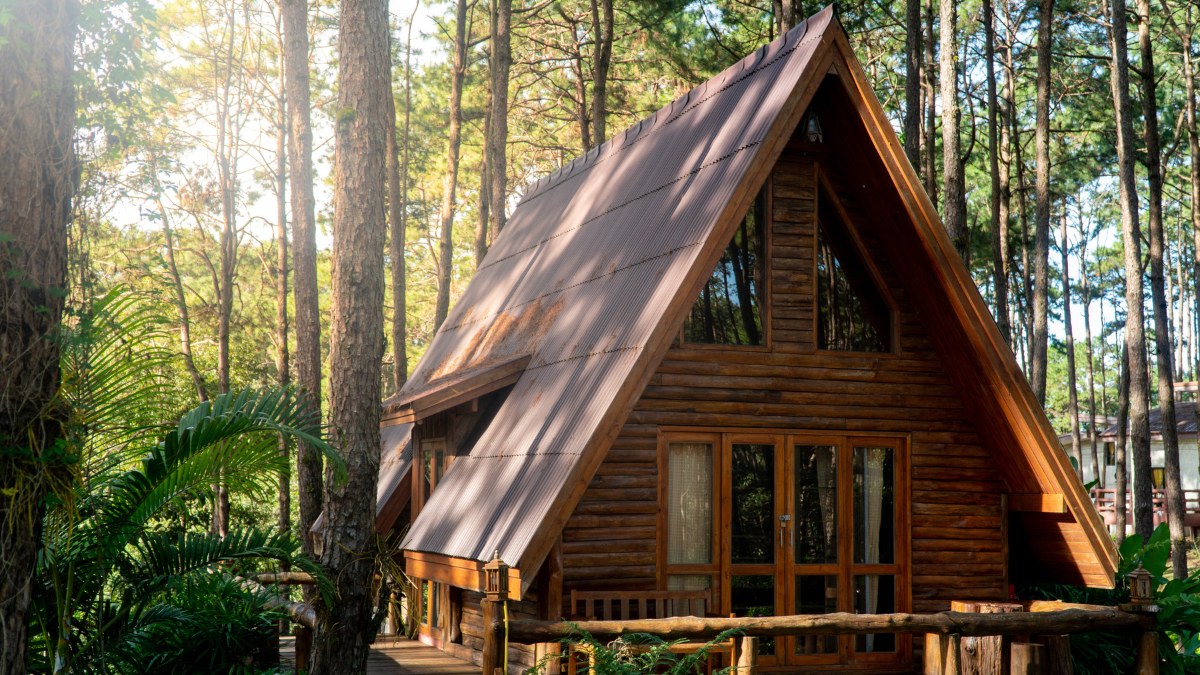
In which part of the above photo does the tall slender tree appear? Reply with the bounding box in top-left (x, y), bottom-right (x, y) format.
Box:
top-left (924, 0), bottom-right (938, 204)
top-left (1030, 0), bottom-right (1053, 405)
top-left (904, 0), bottom-right (922, 170)
top-left (1079, 203), bottom-right (1101, 488)
top-left (591, 0), bottom-right (613, 147)
top-left (283, 0), bottom-right (323, 561)
top-left (939, 0), bottom-right (966, 257)
top-left (490, 0), bottom-right (512, 239)
top-left (0, 0), bottom-right (73, 669)
top-left (434, 0), bottom-right (469, 331)
top-left (312, 0), bottom-right (389, 666)
top-left (985, 0), bottom-right (1008, 343)
top-left (274, 46), bottom-right (291, 541)
top-left (1138, 0), bottom-right (1186, 576)
top-left (1062, 202), bottom-right (1083, 478)
top-left (1117, 338), bottom-right (1130, 545)
top-left (1108, 0), bottom-right (1153, 540)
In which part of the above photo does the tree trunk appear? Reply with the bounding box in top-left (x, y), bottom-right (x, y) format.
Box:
top-left (476, 80), bottom-right (492, 267)
top-left (781, 0), bottom-right (799, 31)
top-left (283, 0), bottom-right (323, 564)
top-left (591, 0), bottom-right (613, 147)
top-left (1080, 206), bottom-right (1101, 488)
top-left (275, 73), bottom-right (291, 541)
top-left (939, 0), bottom-right (965, 257)
top-left (1117, 339), bottom-right (1130, 545)
top-left (434, 0), bottom-right (468, 331)
top-left (1030, 0), bottom-right (1053, 405)
top-left (1009, 11), bottom-right (1033, 377)
top-left (1109, 0), bottom-right (1153, 540)
top-left (904, 0), bottom-right (922, 170)
top-left (0, 0), bottom-right (73, 670)
top-left (985, 0), bottom-right (1008, 343)
top-left (1182, 23), bottom-right (1200, 387)
top-left (386, 35), bottom-right (406, 393)
top-left (311, 0), bottom-right (389, 667)
top-left (1138, 0), bottom-right (1185, 576)
top-left (1062, 204), bottom-right (1083, 479)
top-left (924, 0), bottom-right (937, 204)
top-left (490, 0), bottom-right (512, 238)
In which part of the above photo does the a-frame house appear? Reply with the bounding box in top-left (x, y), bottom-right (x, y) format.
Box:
top-left (374, 7), bottom-right (1117, 672)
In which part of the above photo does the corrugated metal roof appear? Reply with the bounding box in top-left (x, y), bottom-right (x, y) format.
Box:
top-left (398, 7), bottom-right (837, 573)
top-left (1099, 401), bottom-right (1200, 438)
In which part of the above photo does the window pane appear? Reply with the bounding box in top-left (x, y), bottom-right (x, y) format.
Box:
top-left (422, 448), bottom-right (432, 502)
top-left (430, 581), bottom-right (440, 629)
top-left (815, 181), bottom-right (890, 353)
top-left (421, 580), bottom-right (430, 626)
top-left (1105, 442), bottom-right (1115, 466)
top-left (731, 444), bottom-right (775, 565)
top-left (1153, 468), bottom-right (1165, 489)
top-left (667, 443), bottom-right (714, 565)
top-left (853, 575), bottom-right (895, 653)
top-left (795, 575), bottom-right (838, 655)
top-left (853, 447), bottom-right (894, 565)
top-left (731, 575), bottom-right (775, 655)
top-left (685, 186), bottom-right (766, 346)
top-left (795, 444), bottom-right (838, 564)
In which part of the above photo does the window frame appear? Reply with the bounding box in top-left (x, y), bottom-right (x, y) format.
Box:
top-left (657, 428), bottom-right (912, 668)
top-left (680, 178), bottom-right (772, 352)
top-left (811, 166), bottom-right (900, 356)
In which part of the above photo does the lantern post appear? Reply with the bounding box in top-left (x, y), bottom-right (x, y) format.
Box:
top-left (481, 551), bottom-right (510, 675)
top-left (1120, 563), bottom-right (1161, 675)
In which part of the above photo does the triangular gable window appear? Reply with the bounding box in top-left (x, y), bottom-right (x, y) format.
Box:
top-left (684, 185), bottom-right (767, 346)
top-left (815, 176), bottom-right (892, 353)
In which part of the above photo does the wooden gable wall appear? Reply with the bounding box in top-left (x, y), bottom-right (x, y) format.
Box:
top-left (559, 114), bottom-right (1012, 616)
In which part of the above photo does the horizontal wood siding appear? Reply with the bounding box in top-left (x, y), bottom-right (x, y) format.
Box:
top-left (562, 138), bottom-right (1010, 614)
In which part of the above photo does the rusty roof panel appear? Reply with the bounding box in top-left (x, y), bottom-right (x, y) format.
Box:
top-left (399, 8), bottom-right (836, 568)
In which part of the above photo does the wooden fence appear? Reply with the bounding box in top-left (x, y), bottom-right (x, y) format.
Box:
top-left (477, 603), bottom-right (1159, 675)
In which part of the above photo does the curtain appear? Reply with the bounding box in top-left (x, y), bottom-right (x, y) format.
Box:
top-left (815, 446), bottom-right (837, 561)
top-left (861, 447), bottom-right (886, 652)
top-left (667, 443), bottom-right (713, 565)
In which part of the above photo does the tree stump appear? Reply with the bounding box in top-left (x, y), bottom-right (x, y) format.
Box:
top-left (951, 601), bottom-right (1023, 675)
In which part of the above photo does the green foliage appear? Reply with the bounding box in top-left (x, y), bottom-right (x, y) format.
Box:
top-left (530, 624), bottom-right (744, 675)
top-left (26, 290), bottom-right (342, 674)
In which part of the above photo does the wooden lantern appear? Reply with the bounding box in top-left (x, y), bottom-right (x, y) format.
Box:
top-left (1127, 563), bottom-right (1155, 606)
top-left (484, 550), bottom-right (509, 602)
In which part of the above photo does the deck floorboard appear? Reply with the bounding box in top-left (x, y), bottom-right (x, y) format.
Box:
top-left (281, 635), bottom-right (478, 675)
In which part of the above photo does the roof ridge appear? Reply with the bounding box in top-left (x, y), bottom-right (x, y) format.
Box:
top-left (513, 9), bottom-right (825, 208)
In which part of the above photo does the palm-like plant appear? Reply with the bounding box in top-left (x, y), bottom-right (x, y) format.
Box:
top-left (27, 290), bottom-right (344, 674)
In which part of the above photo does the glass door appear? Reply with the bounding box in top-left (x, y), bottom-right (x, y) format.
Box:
top-left (787, 438), bottom-right (843, 665)
top-left (724, 434), bottom-right (785, 666)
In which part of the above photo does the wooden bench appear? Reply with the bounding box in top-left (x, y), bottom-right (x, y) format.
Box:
top-left (564, 590), bottom-right (737, 675)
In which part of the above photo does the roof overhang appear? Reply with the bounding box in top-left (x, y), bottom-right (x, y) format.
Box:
top-left (381, 355), bottom-right (531, 427)
top-left (404, 551), bottom-right (522, 600)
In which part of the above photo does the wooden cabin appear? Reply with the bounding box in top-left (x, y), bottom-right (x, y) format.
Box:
top-left (373, 7), bottom-right (1117, 672)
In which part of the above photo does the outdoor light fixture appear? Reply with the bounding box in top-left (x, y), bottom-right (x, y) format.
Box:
top-left (805, 113), bottom-right (824, 143)
top-left (1127, 563), bottom-right (1155, 607)
top-left (484, 550), bottom-right (509, 602)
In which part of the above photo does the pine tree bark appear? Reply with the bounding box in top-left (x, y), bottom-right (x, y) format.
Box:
top-left (591, 0), bottom-right (613, 147)
top-left (283, 0), bottom-right (323, 562)
top-left (781, 0), bottom-right (799, 31)
top-left (386, 38), bottom-right (407, 393)
top-left (1108, 0), bottom-right (1153, 540)
top-left (924, 0), bottom-right (938, 204)
top-left (1062, 205), bottom-right (1083, 479)
top-left (939, 0), bottom-right (966, 258)
top-left (1030, 0), bottom-right (1053, 405)
top-left (904, 0), bottom-right (922, 170)
top-left (311, 0), bottom-right (389, 666)
top-left (1138, 0), bottom-right (1186, 576)
top-left (1117, 339), bottom-right (1130, 545)
top-left (0, 0), bottom-right (73, 670)
top-left (490, 0), bottom-right (512, 238)
top-left (275, 73), bottom-right (291, 540)
top-left (985, 0), bottom-right (1008, 343)
top-left (476, 82), bottom-right (492, 267)
top-left (1080, 207), bottom-right (1101, 488)
top-left (434, 0), bottom-right (468, 331)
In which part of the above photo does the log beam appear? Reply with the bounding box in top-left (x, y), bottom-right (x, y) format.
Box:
top-left (500, 609), bottom-right (1154, 644)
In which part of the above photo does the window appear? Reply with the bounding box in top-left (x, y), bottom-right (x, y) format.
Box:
top-left (415, 437), bottom-right (448, 515)
top-left (1105, 442), bottom-right (1115, 466)
top-left (660, 431), bottom-right (909, 668)
top-left (815, 176), bottom-right (892, 353)
top-left (684, 185), bottom-right (767, 346)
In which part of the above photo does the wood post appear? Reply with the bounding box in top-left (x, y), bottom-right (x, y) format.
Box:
top-left (1135, 631), bottom-right (1159, 675)
top-left (482, 599), bottom-right (502, 675)
top-left (951, 600), bottom-right (1022, 675)
top-left (294, 625), bottom-right (313, 673)
top-left (1011, 643), bottom-right (1045, 675)
top-left (735, 636), bottom-right (758, 675)
top-left (1034, 635), bottom-right (1071, 675)
top-left (924, 633), bottom-right (963, 675)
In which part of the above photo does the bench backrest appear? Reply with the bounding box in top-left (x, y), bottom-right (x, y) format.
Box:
top-left (568, 589), bottom-right (711, 621)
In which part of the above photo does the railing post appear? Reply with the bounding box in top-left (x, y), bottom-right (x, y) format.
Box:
top-left (1011, 643), bottom-right (1045, 675)
top-left (1135, 632), bottom-right (1159, 675)
top-left (482, 599), bottom-right (499, 675)
top-left (294, 625), bottom-right (313, 673)
top-left (735, 636), bottom-right (757, 675)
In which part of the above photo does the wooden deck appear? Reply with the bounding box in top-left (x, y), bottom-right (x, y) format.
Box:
top-left (280, 635), bottom-right (478, 675)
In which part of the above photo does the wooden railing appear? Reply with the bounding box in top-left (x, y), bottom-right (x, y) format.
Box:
top-left (1089, 488), bottom-right (1200, 527)
top-left (478, 603), bottom-right (1161, 675)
